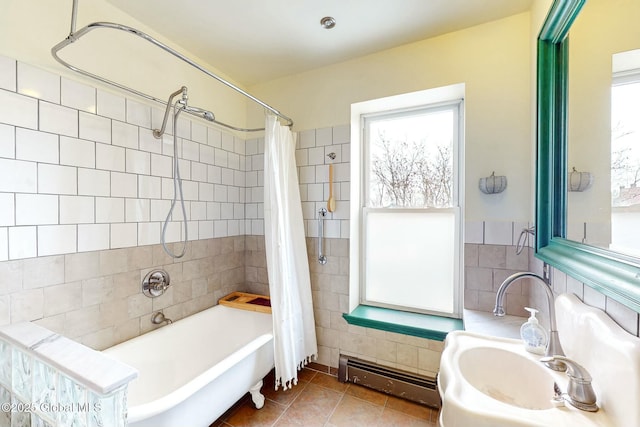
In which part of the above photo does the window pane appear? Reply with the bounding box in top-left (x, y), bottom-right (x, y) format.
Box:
top-left (367, 109), bottom-right (454, 208)
top-left (611, 81), bottom-right (640, 255)
top-left (364, 210), bottom-right (455, 313)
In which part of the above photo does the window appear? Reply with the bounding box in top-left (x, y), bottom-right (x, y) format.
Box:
top-left (350, 85), bottom-right (464, 318)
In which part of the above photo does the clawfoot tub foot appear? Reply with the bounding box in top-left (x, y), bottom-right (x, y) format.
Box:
top-left (249, 380), bottom-right (265, 409)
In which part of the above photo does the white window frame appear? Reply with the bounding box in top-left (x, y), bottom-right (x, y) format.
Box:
top-left (349, 84), bottom-right (465, 318)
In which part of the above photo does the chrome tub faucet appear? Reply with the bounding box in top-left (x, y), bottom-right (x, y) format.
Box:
top-left (151, 311), bottom-right (173, 325)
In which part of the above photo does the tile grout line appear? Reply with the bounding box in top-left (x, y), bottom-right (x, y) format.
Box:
top-left (267, 401), bottom-right (286, 427)
top-left (264, 379), bottom-right (306, 427)
top-left (322, 386), bottom-right (348, 427)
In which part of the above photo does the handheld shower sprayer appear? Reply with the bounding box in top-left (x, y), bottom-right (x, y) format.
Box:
top-left (152, 86), bottom-right (216, 260)
top-left (181, 105), bottom-right (215, 122)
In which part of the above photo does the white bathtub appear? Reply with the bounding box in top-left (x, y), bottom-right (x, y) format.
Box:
top-left (103, 305), bottom-right (274, 427)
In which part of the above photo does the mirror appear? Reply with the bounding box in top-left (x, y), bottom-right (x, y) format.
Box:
top-left (566, 0), bottom-right (640, 257)
top-left (536, 0), bottom-right (640, 312)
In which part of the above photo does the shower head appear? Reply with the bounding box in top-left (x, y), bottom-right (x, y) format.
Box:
top-left (182, 105), bottom-right (215, 122)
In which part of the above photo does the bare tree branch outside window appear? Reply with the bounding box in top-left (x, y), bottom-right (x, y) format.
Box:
top-left (368, 112), bottom-right (453, 208)
top-left (612, 120), bottom-right (640, 191)
top-left (611, 82), bottom-right (640, 208)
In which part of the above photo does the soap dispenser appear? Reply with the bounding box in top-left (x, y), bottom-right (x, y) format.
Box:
top-left (520, 307), bottom-right (548, 355)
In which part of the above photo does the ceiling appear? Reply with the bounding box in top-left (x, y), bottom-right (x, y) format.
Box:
top-left (106, 0), bottom-right (533, 86)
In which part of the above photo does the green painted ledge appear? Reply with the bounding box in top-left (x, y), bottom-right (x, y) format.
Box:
top-left (342, 305), bottom-right (463, 341)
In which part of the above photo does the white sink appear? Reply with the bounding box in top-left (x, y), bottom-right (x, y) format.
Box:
top-left (438, 332), bottom-right (613, 427)
top-left (439, 294), bottom-right (640, 427)
top-left (458, 346), bottom-right (555, 410)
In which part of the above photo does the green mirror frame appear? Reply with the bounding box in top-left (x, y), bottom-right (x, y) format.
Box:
top-left (536, 0), bottom-right (640, 312)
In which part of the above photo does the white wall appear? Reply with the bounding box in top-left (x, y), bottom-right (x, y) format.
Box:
top-left (0, 0), bottom-right (249, 131)
top-left (249, 13), bottom-right (533, 222)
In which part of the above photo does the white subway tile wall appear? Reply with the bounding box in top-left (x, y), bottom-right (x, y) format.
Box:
top-left (0, 90), bottom-right (37, 130)
top-left (301, 125), bottom-right (349, 239)
top-left (16, 127), bottom-right (59, 164)
top-left (97, 90), bottom-right (126, 121)
top-left (79, 111), bottom-right (111, 144)
top-left (464, 221), bottom-right (484, 244)
top-left (0, 194), bottom-right (13, 226)
top-left (1, 56), bottom-right (247, 259)
top-left (17, 63), bottom-right (60, 104)
top-left (0, 56), bottom-right (16, 91)
top-left (483, 221), bottom-right (513, 245)
top-left (60, 77), bottom-right (96, 113)
top-left (0, 229), bottom-right (8, 262)
top-left (39, 101), bottom-right (78, 138)
top-left (8, 227), bottom-right (36, 260)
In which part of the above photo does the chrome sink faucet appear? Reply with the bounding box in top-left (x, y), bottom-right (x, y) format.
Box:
top-left (541, 356), bottom-right (599, 412)
top-left (493, 271), bottom-right (567, 371)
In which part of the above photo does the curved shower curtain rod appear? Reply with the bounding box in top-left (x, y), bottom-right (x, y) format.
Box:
top-left (51, 0), bottom-right (293, 132)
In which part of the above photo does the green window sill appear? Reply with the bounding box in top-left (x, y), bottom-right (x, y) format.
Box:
top-left (342, 305), bottom-right (463, 342)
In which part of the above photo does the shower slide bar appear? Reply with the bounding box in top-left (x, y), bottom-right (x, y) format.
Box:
top-left (50, 0), bottom-right (294, 133)
top-left (318, 208), bottom-right (328, 265)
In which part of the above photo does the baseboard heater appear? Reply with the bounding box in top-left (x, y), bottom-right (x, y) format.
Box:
top-left (338, 354), bottom-right (441, 409)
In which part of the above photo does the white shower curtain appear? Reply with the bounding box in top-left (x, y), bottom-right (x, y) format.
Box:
top-left (263, 114), bottom-right (317, 390)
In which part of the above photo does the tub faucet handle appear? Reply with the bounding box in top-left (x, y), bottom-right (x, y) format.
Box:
top-left (149, 275), bottom-right (170, 291)
top-left (142, 269), bottom-right (171, 297)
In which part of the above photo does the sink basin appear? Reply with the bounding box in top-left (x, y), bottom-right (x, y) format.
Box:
top-left (439, 294), bottom-right (640, 427)
top-left (438, 331), bottom-right (613, 427)
top-left (458, 346), bottom-right (555, 410)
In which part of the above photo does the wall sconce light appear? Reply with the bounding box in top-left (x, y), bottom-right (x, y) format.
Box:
top-left (568, 167), bottom-right (593, 192)
top-left (479, 171), bottom-right (507, 194)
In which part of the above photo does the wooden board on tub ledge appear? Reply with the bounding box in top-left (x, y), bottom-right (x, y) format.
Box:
top-left (219, 291), bottom-right (272, 314)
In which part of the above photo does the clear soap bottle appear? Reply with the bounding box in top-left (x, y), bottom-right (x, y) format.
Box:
top-left (520, 307), bottom-right (548, 355)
